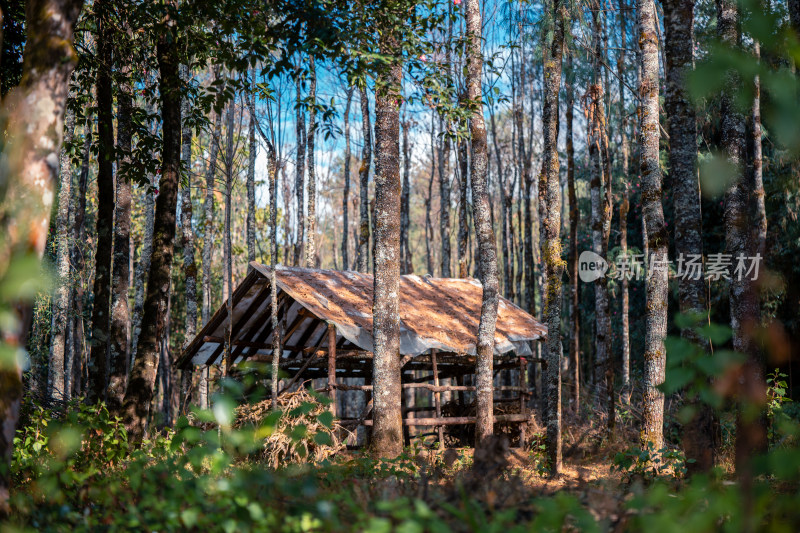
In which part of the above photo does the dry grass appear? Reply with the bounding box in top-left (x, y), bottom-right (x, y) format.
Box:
top-left (234, 389), bottom-right (352, 468)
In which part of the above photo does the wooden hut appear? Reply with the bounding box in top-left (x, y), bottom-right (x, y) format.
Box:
top-left (176, 262), bottom-right (547, 447)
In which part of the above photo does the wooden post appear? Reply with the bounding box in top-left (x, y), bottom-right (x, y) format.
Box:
top-left (328, 323), bottom-right (337, 416)
top-left (401, 371), bottom-right (411, 446)
top-left (519, 356), bottom-right (527, 449)
top-left (431, 349), bottom-right (444, 447)
top-left (455, 374), bottom-right (466, 407)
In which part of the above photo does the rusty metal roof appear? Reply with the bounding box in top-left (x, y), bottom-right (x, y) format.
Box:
top-left (177, 262), bottom-right (546, 368)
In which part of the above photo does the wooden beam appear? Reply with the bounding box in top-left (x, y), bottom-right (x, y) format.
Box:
top-left (178, 271), bottom-right (260, 367)
top-left (327, 323), bottom-right (337, 415)
top-left (432, 350), bottom-right (444, 446)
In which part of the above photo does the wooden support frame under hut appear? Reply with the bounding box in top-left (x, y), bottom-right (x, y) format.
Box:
top-left (176, 262), bottom-right (547, 448)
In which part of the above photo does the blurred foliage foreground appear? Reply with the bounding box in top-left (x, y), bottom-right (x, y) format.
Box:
top-left (4, 359), bottom-right (800, 533)
top-left (1, 322), bottom-right (799, 532)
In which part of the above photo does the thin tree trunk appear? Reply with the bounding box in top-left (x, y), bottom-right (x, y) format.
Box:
top-left (425, 115), bottom-right (436, 275)
top-left (639, 0), bottom-right (668, 451)
top-left (268, 147), bottom-right (281, 409)
top-left (122, 27), bottom-right (182, 442)
top-left (400, 114), bottom-right (413, 274)
top-left (247, 75), bottom-right (257, 266)
top-left (305, 57), bottom-right (317, 268)
top-left (223, 98), bottom-right (234, 375)
top-left (438, 117), bottom-right (452, 278)
top-left (107, 66), bottom-right (133, 411)
top-left (342, 87), bottom-right (354, 269)
top-left (179, 64), bottom-right (197, 412)
top-left (88, 0), bottom-right (116, 403)
top-left (541, 0), bottom-right (565, 475)
top-left (566, 51), bottom-right (580, 414)
top-left (295, 67), bottom-right (306, 266)
top-left (48, 105), bottom-right (76, 403)
top-left (357, 86), bottom-right (372, 273)
top-left (517, 105), bottom-right (534, 314)
top-left (200, 105), bottom-right (221, 409)
top-left (371, 39), bottom-right (404, 458)
top-left (617, 0), bottom-right (631, 400)
top-left (466, 0), bottom-right (498, 445)
top-left (70, 127), bottom-right (92, 399)
top-left (457, 133), bottom-right (469, 279)
top-left (589, 8), bottom-right (613, 420)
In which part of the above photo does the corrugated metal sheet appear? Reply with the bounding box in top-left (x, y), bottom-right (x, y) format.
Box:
top-left (178, 262), bottom-right (546, 368)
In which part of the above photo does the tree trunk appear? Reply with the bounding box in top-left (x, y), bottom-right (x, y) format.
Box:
top-left (70, 127), bottom-right (92, 399)
top-left (179, 64), bottom-right (197, 412)
top-left (465, 0), bottom-right (499, 445)
top-left (457, 133), bottom-right (469, 279)
top-left (223, 98), bottom-right (235, 375)
top-left (305, 57), bottom-right (317, 268)
top-left (715, 0), bottom-right (768, 483)
top-left (541, 0), bottom-right (565, 474)
top-left (370, 40), bottom-right (403, 458)
top-left (247, 75), bottom-right (257, 265)
top-left (589, 8), bottom-right (613, 428)
top-left (200, 104), bottom-right (221, 409)
top-left (88, 0), bottom-right (116, 403)
top-left (400, 115), bottom-right (413, 274)
top-left (565, 51), bottom-right (580, 414)
top-left (48, 105), bottom-right (76, 403)
top-left (357, 86), bottom-right (372, 273)
top-left (438, 118), bottom-right (452, 278)
top-left (639, 0), bottom-right (668, 451)
top-left (122, 27), bottom-right (182, 442)
top-left (107, 65), bottom-right (133, 412)
top-left (295, 66), bottom-right (306, 266)
top-left (0, 0), bottom-right (83, 514)
top-left (663, 0), bottom-right (714, 472)
top-left (616, 0), bottom-right (631, 400)
top-left (426, 115), bottom-right (436, 275)
top-left (342, 87), bottom-right (354, 269)
top-left (517, 105), bottom-right (534, 315)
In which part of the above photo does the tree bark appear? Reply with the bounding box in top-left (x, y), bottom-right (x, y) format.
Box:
top-left (565, 51), bottom-right (580, 414)
top-left (342, 87), bottom-right (354, 269)
top-left (465, 0), bottom-right (499, 445)
top-left (639, 0), bottom-right (668, 451)
top-left (664, 0), bottom-right (714, 472)
top-left (107, 61), bottom-right (133, 412)
top-left (247, 75), bottom-right (257, 265)
top-left (122, 25), bottom-right (182, 442)
top-left (70, 127), bottom-right (92, 399)
top-left (223, 97), bottom-right (234, 375)
top-left (589, 8), bottom-right (613, 429)
top-left (540, 0), bottom-right (565, 474)
top-left (295, 66), bottom-right (306, 266)
top-left (201, 101), bottom-right (221, 409)
top-left (370, 39), bottom-right (403, 458)
top-left (400, 115), bottom-right (413, 274)
top-left (179, 64), bottom-right (197, 412)
top-left (438, 118), bottom-right (452, 278)
top-left (48, 105), bottom-right (76, 403)
top-left (305, 57), bottom-right (317, 268)
top-left (617, 0), bottom-right (631, 399)
top-left (715, 0), bottom-right (768, 481)
top-left (357, 86), bottom-right (372, 273)
top-left (88, 0), bottom-right (116, 403)
top-left (457, 132), bottom-right (469, 279)
top-left (0, 0), bottom-right (83, 514)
